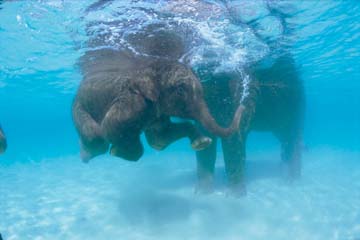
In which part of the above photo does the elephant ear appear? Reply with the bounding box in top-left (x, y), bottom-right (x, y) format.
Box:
top-left (132, 75), bottom-right (159, 102)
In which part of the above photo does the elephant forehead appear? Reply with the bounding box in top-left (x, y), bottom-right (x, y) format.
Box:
top-left (167, 65), bottom-right (194, 80)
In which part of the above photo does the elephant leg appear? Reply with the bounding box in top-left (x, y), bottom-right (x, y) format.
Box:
top-left (72, 102), bottom-right (109, 162)
top-left (110, 134), bottom-right (144, 161)
top-left (145, 117), bottom-right (212, 151)
top-left (101, 96), bottom-right (147, 161)
top-left (222, 132), bottom-right (247, 197)
top-left (195, 131), bottom-right (217, 194)
top-left (221, 87), bottom-right (254, 197)
top-left (277, 129), bottom-right (302, 181)
top-left (0, 126), bottom-right (7, 154)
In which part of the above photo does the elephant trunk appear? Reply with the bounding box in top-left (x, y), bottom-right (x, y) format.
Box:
top-left (196, 101), bottom-right (245, 138)
top-left (0, 128), bottom-right (7, 154)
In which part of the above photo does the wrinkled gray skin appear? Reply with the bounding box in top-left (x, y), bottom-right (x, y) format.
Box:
top-left (196, 55), bottom-right (305, 196)
top-left (72, 25), bottom-right (244, 162)
top-left (0, 125), bottom-right (7, 154)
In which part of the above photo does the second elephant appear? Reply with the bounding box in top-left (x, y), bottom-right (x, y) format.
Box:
top-left (196, 55), bottom-right (305, 195)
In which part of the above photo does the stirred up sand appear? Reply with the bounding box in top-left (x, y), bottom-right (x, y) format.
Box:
top-left (0, 148), bottom-right (359, 240)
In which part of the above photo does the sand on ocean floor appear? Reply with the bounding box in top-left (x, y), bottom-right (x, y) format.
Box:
top-left (0, 148), bottom-right (359, 240)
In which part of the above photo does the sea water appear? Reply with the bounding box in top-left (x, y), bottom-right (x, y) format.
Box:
top-left (0, 1), bottom-right (359, 239)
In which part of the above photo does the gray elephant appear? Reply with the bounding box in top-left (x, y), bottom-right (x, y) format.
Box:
top-left (196, 54), bottom-right (305, 195)
top-left (0, 125), bottom-right (7, 154)
top-left (72, 25), bottom-right (244, 162)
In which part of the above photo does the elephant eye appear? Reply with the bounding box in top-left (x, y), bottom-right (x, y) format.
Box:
top-left (175, 84), bottom-right (186, 97)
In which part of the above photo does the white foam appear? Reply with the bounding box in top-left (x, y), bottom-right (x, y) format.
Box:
top-left (82, 1), bottom-right (269, 74)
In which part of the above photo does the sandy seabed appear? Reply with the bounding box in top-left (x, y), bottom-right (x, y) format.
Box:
top-left (0, 148), bottom-right (359, 240)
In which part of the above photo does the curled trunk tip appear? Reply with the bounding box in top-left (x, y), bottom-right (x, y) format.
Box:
top-left (198, 103), bottom-right (245, 138)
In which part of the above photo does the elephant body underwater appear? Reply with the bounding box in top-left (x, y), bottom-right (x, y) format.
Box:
top-left (196, 55), bottom-right (305, 195)
top-left (0, 125), bottom-right (7, 154)
top-left (72, 26), bottom-right (244, 162)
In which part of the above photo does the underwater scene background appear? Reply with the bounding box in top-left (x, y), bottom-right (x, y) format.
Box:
top-left (0, 0), bottom-right (359, 239)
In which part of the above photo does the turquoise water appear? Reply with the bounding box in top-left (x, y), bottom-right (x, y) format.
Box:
top-left (0, 1), bottom-right (359, 239)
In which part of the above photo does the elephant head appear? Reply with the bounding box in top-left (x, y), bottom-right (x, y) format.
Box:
top-left (152, 61), bottom-right (244, 138)
top-left (0, 126), bottom-right (7, 154)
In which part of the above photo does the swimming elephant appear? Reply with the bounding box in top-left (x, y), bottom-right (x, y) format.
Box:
top-left (0, 125), bottom-right (7, 154)
top-left (72, 32), bottom-right (244, 162)
top-left (196, 54), bottom-right (305, 196)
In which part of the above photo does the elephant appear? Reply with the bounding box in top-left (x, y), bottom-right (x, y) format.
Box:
top-left (72, 24), bottom-right (245, 162)
top-left (195, 54), bottom-right (305, 196)
top-left (0, 125), bottom-right (7, 154)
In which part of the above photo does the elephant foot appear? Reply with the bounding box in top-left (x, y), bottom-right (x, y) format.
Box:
top-left (195, 177), bottom-right (214, 195)
top-left (110, 145), bottom-right (143, 161)
top-left (80, 148), bottom-right (92, 163)
top-left (281, 161), bottom-right (301, 183)
top-left (80, 140), bottom-right (108, 163)
top-left (227, 183), bottom-right (247, 198)
top-left (148, 141), bottom-right (167, 151)
top-left (191, 136), bottom-right (212, 151)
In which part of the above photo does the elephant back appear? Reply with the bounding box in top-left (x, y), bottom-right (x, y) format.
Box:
top-left (124, 22), bottom-right (187, 60)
